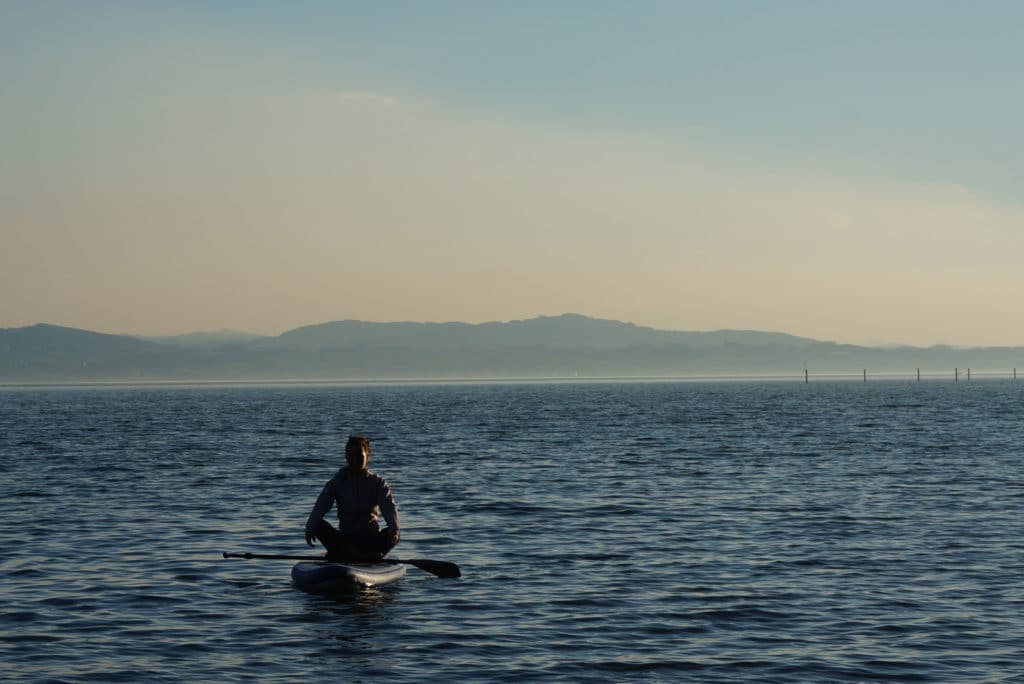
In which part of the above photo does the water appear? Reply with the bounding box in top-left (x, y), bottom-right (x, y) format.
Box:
top-left (1, 380), bottom-right (1022, 682)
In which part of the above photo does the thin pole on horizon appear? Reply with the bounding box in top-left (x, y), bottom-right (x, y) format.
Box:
top-left (955, 368), bottom-right (959, 383)
top-left (863, 369), bottom-right (867, 383)
top-left (804, 367), bottom-right (809, 384)
top-left (917, 368), bottom-right (921, 381)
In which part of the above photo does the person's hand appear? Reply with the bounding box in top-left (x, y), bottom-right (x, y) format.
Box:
top-left (305, 527), bottom-right (317, 547)
top-left (387, 528), bottom-right (400, 546)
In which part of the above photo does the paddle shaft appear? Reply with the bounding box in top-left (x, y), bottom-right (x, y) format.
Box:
top-left (224, 552), bottom-right (324, 561)
top-left (222, 551), bottom-right (460, 578)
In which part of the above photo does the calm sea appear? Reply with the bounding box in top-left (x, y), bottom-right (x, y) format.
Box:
top-left (1, 381), bottom-right (1022, 682)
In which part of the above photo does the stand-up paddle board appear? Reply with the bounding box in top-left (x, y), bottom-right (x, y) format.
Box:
top-left (291, 560), bottom-right (406, 590)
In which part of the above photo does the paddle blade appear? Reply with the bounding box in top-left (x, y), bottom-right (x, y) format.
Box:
top-left (402, 558), bottom-right (461, 578)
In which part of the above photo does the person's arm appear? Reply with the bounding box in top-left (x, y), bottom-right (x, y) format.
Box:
top-left (304, 479), bottom-right (335, 546)
top-left (378, 478), bottom-right (400, 543)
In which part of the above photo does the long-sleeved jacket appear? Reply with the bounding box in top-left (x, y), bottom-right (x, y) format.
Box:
top-left (305, 466), bottom-right (400, 537)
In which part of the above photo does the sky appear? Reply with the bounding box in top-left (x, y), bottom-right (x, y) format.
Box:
top-left (2, 1), bottom-right (1023, 347)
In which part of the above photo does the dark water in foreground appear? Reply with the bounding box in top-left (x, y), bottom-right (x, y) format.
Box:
top-left (1, 381), bottom-right (1022, 682)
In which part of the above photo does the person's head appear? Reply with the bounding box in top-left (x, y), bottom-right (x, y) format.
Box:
top-left (345, 434), bottom-right (371, 471)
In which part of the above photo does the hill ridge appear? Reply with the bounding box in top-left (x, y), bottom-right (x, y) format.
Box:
top-left (2, 314), bottom-right (1022, 382)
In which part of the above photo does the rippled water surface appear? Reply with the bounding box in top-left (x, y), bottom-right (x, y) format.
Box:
top-left (2, 381), bottom-right (1023, 682)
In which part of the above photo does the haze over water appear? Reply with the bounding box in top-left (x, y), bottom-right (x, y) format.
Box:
top-left (2, 381), bottom-right (1021, 682)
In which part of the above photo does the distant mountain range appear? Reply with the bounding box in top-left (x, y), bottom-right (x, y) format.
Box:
top-left (2, 314), bottom-right (1022, 382)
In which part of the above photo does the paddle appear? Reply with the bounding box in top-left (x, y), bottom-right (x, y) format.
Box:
top-left (222, 551), bottom-right (461, 578)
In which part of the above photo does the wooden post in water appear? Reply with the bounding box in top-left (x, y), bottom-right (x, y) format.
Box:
top-left (917, 368), bottom-right (920, 381)
top-left (863, 369), bottom-right (867, 383)
top-left (804, 368), bottom-right (809, 384)
top-left (955, 368), bottom-right (959, 382)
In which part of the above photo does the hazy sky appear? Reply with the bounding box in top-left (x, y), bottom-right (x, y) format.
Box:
top-left (3, 1), bottom-right (1023, 346)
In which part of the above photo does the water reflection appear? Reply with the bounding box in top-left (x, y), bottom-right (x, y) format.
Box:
top-left (297, 584), bottom-right (401, 661)
top-left (302, 584), bottom-right (399, 619)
